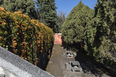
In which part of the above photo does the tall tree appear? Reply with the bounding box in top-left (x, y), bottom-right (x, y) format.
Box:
top-left (61, 0), bottom-right (94, 44)
top-left (0, 0), bottom-right (37, 19)
top-left (35, 0), bottom-right (45, 22)
top-left (36, 0), bottom-right (58, 32)
top-left (84, 0), bottom-right (116, 66)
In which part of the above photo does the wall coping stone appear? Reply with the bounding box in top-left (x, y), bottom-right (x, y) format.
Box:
top-left (0, 46), bottom-right (54, 77)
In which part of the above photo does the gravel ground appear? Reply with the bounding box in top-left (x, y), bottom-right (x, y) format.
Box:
top-left (46, 44), bottom-right (116, 77)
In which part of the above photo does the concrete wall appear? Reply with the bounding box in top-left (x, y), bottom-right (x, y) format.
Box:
top-left (0, 46), bottom-right (54, 77)
top-left (54, 33), bottom-right (62, 44)
top-left (0, 67), bottom-right (18, 77)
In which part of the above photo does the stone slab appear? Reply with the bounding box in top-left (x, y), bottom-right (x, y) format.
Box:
top-left (71, 61), bottom-right (80, 66)
top-left (65, 63), bottom-right (71, 70)
top-left (71, 67), bottom-right (82, 72)
top-left (66, 51), bottom-right (72, 54)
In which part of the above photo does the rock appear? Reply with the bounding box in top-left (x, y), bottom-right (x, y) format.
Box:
top-left (73, 53), bottom-right (76, 57)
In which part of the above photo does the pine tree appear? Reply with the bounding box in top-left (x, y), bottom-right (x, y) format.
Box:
top-left (36, 0), bottom-right (58, 32)
top-left (35, 0), bottom-right (45, 22)
top-left (61, 0), bottom-right (94, 44)
top-left (0, 0), bottom-right (37, 19)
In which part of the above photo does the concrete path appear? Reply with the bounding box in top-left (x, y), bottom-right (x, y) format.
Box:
top-left (46, 44), bottom-right (76, 77)
top-left (46, 44), bottom-right (116, 77)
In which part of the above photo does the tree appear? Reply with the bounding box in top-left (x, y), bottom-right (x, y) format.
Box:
top-left (57, 10), bottom-right (66, 27)
top-left (0, 0), bottom-right (3, 5)
top-left (35, 0), bottom-right (58, 32)
top-left (0, 0), bottom-right (37, 19)
top-left (56, 10), bottom-right (66, 32)
top-left (35, 0), bottom-right (45, 23)
top-left (61, 0), bottom-right (94, 44)
top-left (84, 0), bottom-right (116, 67)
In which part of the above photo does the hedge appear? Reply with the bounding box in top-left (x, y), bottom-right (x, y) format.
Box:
top-left (0, 7), bottom-right (54, 65)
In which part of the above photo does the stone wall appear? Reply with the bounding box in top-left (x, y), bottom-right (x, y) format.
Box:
top-left (0, 46), bottom-right (54, 77)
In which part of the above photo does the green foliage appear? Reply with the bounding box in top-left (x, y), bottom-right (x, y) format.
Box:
top-left (84, 0), bottom-right (116, 69)
top-left (61, 0), bottom-right (116, 69)
top-left (0, 7), bottom-right (54, 65)
top-left (0, 0), bottom-right (37, 19)
top-left (61, 1), bottom-right (94, 44)
top-left (35, 0), bottom-right (58, 32)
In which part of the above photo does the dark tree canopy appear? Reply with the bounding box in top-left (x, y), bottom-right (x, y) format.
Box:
top-left (36, 0), bottom-right (58, 32)
top-left (0, 0), bottom-right (37, 19)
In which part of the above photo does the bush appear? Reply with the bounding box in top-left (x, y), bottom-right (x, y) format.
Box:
top-left (0, 7), bottom-right (54, 65)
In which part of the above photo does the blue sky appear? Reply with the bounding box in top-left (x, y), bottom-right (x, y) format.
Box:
top-left (55, 0), bottom-right (97, 17)
top-left (34, 0), bottom-right (98, 17)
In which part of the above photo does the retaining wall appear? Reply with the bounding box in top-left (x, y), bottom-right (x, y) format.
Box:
top-left (0, 46), bottom-right (54, 77)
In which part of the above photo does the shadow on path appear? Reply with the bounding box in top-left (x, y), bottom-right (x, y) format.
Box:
top-left (75, 50), bottom-right (116, 77)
